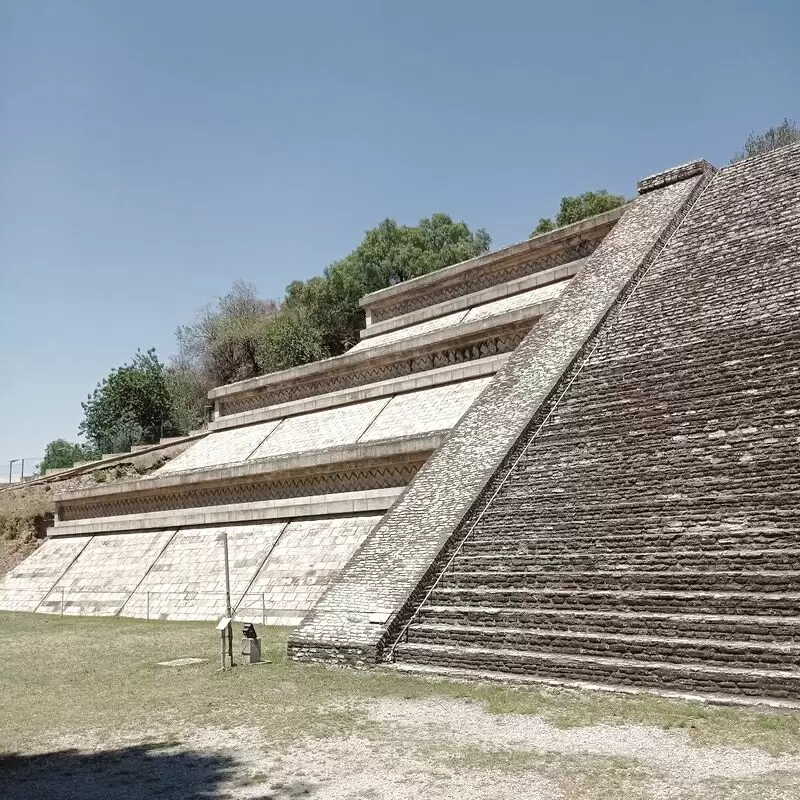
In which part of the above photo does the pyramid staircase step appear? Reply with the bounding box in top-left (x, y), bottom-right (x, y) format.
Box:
top-left (426, 587), bottom-right (800, 616)
top-left (403, 622), bottom-right (800, 670)
top-left (415, 606), bottom-right (800, 642)
top-left (452, 549), bottom-right (800, 572)
top-left (440, 570), bottom-right (800, 593)
top-left (458, 530), bottom-right (800, 555)
top-left (392, 642), bottom-right (800, 699)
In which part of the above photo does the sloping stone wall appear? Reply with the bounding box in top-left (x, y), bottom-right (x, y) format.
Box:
top-left (0, 536), bottom-right (91, 613)
top-left (289, 162), bottom-right (714, 662)
top-left (0, 516), bottom-right (381, 623)
top-left (390, 145), bottom-right (800, 699)
top-left (38, 529), bottom-right (176, 616)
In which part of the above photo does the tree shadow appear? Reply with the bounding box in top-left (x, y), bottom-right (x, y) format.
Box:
top-left (0, 743), bottom-right (315, 799)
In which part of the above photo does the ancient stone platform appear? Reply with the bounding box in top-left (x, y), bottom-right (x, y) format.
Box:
top-left (5, 146), bottom-right (796, 704)
top-left (290, 146), bottom-right (800, 702)
top-left (1, 203), bottom-right (616, 626)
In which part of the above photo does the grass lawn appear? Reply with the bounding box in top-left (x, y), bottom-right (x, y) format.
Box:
top-left (2, 611), bottom-right (800, 799)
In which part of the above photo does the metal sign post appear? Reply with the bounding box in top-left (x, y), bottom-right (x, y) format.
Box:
top-left (221, 532), bottom-right (234, 668)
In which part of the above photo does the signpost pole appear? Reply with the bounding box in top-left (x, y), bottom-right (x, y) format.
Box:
top-left (222, 532), bottom-right (234, 668)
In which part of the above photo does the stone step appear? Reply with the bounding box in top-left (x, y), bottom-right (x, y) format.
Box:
top-left (404, 623), bottom-right (800, 669)
top-left (414, 606), bottom-right (800, 642)
top-left (468, 503), bottom-right (800, 529)
top-left (441, 570), bottom-right (800, 593)
top-left (392, 642), bottom-right (800, 700)
top-left (458, 529), bottom-right (800, 555)
top-left (427, 587), bottom-right (800, 616)
top-left (390, 662), bottom-right (800, 709)
top-left (452, 549), bottom-right (800, 573)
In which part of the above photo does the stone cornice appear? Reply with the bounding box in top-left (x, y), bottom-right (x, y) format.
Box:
top-left (211, 306), bottom-right (546, 419)
top-left (358, 208), bottom-right (624, 322)
top-left (50, 488), bottom-right (402, 537)
top-left (55, 433), bottom-right (443, 507)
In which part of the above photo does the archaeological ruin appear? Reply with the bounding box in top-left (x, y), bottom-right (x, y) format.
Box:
top-left (2, 143), bottom-right (798, 702)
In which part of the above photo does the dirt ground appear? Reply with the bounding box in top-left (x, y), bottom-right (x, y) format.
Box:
top-left (2, 612), bottom-right (799, 799)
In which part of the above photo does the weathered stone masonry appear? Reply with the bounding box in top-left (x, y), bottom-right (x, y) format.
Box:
top-left (289, 161), bottom-right (713, 664)
top-left (293, 146), bottom-right (800, 701)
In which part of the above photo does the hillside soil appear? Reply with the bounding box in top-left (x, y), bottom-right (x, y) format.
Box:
top-left (0, 443), bottom-right (187, 575)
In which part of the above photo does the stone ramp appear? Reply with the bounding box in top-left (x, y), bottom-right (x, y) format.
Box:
top-left (37, 529), bottom-right (176, 616)
top-left (0, 536), bottom-right (91, 613)
top-left (390, 145), bottom-right (800, 700)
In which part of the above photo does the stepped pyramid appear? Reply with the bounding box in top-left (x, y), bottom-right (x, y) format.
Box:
top-left (1, 178), bottom-right (613, 625)
top-left (4, 144), bottom-right (799, 703)
top-left (291, 146), bottom-right (800, 702)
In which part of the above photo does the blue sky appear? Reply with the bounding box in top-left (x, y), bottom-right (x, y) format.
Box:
top-left (1, 0), bottom-right (797, 473)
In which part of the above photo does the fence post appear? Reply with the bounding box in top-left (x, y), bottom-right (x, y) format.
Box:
top-left (262, 592), bottom-right (266, 627)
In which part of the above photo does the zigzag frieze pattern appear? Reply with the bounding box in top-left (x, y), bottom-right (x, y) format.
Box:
top-left (219, 328), bottom-right (529, 417)
top-left (60, 459), bottom-right (424, 522)
top-left (369, 239), bottom-right (602, 324)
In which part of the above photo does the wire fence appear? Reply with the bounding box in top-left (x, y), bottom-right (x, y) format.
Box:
top-left (28, 588), bottom-right (303, 625)
top-left (1, 456), bottom-right (43, 484)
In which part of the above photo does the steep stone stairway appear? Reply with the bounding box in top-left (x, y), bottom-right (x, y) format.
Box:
top-left (391, 147), bottom-right (800, 701)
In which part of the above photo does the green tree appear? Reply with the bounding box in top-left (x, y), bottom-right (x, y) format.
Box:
top-left (288, 214), bottom-right (491, 354)
top-left (38, 439), bottom-right (98, 473)
top-left (164, 365), bottom-right (209, 436)
top-left (532, 190), bottom-right (627, 237)
top-left (175, 281), bottom-right (278, 388)
top-left (731, 118), bottom-right (800, 163)
top-left (80, 349), bottom-right (174, 453)
top-left (255, 307), bottom-right (327, 374)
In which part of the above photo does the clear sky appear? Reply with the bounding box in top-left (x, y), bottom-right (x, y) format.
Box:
top-left (1, 0), bottom-right (797, 473)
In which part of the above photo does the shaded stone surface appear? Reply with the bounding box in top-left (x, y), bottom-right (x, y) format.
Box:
top-left (387, 145), bottom-right (800, 698)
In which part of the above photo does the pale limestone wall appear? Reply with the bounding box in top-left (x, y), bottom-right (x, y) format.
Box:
top-left (0, 536), bottom-right (91, 612)
top-left (120, 523), bottom-right (287, 621)
top-left (156, 420), bottom-right (279, 475)
top-left (37, 530), bottom-right (176, 616)
top-left (462, 280), bottom-right (567, 323)
top-left (241, 516), bottom-right (381, 625)
top-left (349, 280), bottom-right (569, 353)
top-left (149, 378), bottom-right (489, 481)
top-left (360, 378), bottom-right (491, 442)
top-left (250, 398), bottom-right (390, 459)
top-left (348, 310), bottom-right (469, 352)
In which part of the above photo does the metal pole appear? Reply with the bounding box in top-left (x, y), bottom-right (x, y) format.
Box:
top-left (146, 591), bottom-right (150, 621)
top-left (262, 592), bottom-right (266, 627)
top-left (222, 533), bottom-right (234, 667)
top-left (20, 459), bottom-right (24, 482)
top-left (61, 588), bottom-right (64, 616)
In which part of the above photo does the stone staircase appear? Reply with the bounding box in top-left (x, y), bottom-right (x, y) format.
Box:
top-left (390, 146), bottom-right (800, 702)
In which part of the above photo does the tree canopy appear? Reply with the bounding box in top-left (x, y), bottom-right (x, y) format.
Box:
top-left (38, 439), bottom-right (98, 473)
top-left (287, 214), bottom-right (491, 355)
top-left (532, 190), bottom-right (627, 237)
top-left (731, 118), bottom-right (800, 163)
top-left (80, 349), bottom-right (176, 453)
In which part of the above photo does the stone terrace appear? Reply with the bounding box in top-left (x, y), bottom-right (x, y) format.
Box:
top-left (1, 209), bottom-right (618, 622)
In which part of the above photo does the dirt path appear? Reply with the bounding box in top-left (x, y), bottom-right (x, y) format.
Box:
top-left (4, 696), bottom-right (799, 799)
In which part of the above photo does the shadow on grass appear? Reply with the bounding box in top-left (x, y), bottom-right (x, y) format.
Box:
top-left (0, 743), bottom-right (315, 799)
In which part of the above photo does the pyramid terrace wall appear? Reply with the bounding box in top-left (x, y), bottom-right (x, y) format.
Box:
top-left (290, 160), bottom-right (714, 664)
top-left (1, 206), bottom-right (616, 624)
